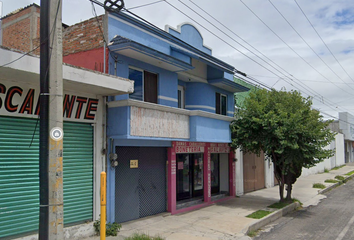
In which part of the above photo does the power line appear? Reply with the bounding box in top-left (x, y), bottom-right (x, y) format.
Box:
top-left (177, 0), bottom-right (353, 114)
top-left (239, 0), bottom-right (354, 97)
top-left (100, 0), bottom-right (352, 116)
top-left (165, 0), bottom-right (352, 114)
top-left (294, 0), bottom-right (354, 83)
top-left (123, 0), bottom-right (164, 11)
top-left (247, 74), bottom-right (354, 84)
top-left (268, 0), bottom-right (354, 91)
top-left (0, 0), bottom-right (60, 68)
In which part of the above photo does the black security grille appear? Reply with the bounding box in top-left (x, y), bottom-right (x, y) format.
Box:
top-left (115, 147), bottom-right (167, 223)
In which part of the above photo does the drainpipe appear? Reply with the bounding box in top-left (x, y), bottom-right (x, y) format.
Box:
top-left (103, 42), bottom-right (106, 73)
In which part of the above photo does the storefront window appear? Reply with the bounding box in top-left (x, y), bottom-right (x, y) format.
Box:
top-left (176, 153), bottom-right (204, 201)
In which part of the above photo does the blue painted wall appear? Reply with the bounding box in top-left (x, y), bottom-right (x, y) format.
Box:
top-left (190, 116), bottom-right (231, 142)
top-left (107, 13), bottom-right (236, 142)
top-left (111, 54), bottom-right (178, 107)
top-left (107, 106), bottom-right (130, 137)
top-left (168, 24), bottom-right (212, 55)
top-left (108, 15), bottom-right (170, 56)
top-left (185, 82), bottom-right (235, 116)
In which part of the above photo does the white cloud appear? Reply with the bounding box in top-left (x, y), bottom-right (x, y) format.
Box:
top-left (2, 0), bottom-right (354, 120)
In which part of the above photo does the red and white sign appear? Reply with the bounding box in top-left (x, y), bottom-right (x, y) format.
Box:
top-left (0, 82), bottom-right (99, 122)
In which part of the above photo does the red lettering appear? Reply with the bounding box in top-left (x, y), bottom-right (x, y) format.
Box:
top-left (35, 96), bottom-right (40, 115)
top-left (63, 94), bottom-right (76, 118)
top-left (0, 83), bottom-right (6, 109)
top-left (75, 97), bottom-right (87, 119)
top-left (84, 98), bottom-right (99, 120)
top-left (19, 89), bottom-right (35, 114)
top-left (5, 86), bottom-right (23, 112)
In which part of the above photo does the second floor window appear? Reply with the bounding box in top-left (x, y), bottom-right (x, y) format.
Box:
top-left (178, 85), bottom-right (185, 109)
top-left (129, 68), bottom-right (158, 104)
top-left (216, 92), bottom-right (227, 115)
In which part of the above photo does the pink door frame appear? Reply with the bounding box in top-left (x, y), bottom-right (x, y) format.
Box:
top-left (167, 141), bottom-right (235, 214)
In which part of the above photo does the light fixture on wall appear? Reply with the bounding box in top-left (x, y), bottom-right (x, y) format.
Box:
top-left (109, 138), bottom-right (118, 167)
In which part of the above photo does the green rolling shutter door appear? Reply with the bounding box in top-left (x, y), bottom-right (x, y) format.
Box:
top-left (63, 122), bottom-right (93, 224)
top-left (0, 117), bottom-right (93, 238)
top-left (0, 117), bottom-right (40, 238)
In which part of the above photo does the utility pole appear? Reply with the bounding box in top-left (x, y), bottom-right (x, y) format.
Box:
top-left (48, 0), bottom-right (64, 238)
top-left (39, 0), bottom-right (64, 239)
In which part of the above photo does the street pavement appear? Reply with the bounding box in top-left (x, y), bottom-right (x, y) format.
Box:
top-left (254, 173), bottom-right (354, 240)
top-left (85, 164), bottom-right (354, 240)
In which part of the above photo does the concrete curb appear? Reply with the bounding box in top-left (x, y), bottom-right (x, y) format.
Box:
top-left (244, 202), bottom-right (300, 235)
top-left (243, 172), bottom-right (354, 236)
top-left (319, 172), bottom-right (354, 194)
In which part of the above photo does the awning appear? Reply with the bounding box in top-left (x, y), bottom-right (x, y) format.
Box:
top-left (108, 35), bottom-right (194, 72)
top-left (208, 78), bottom-right (250, 93)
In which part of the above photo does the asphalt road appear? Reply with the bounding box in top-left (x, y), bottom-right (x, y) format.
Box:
top-left (254, 179), bottom-right (354, 240)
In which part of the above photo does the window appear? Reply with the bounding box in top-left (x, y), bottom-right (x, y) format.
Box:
top-left (177, 85), bottom-right (185, 109)
top-left (129, 68), bottom-right (158, 104)
top-left (216, 92), bottom-right (227, 115)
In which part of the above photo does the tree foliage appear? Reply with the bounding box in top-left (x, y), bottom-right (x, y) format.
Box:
top-left (230, 88), bottom-right (335, 201)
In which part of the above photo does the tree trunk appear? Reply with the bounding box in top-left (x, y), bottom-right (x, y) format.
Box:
top-left (286, 183), bottom-right (292, 201)
top-left (279, 173), bottom-right (285, 202)
top-left (279, 182), bottom-right (284, 202)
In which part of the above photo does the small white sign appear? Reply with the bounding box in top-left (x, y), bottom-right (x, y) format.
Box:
top-left (50, 127), bottom-right (64, 141)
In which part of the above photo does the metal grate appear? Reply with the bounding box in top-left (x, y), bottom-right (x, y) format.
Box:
top-left (115, 147), bottom-right (166, 223)
top-left (138, 147), bottom-right (166, 218)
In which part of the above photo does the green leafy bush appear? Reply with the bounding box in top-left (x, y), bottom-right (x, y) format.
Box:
top-left (93, 218), bottom-right (122, 236)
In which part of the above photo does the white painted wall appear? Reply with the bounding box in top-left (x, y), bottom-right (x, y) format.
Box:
top-left (336, 134), bottom-right (345, 166)
top-left (220, 153), bottom-right (229, 193)
top-left (301, 132), bottom-right (345, 177)
top-left (235, 132), bottom-right (345, 193)
top-left (235, 148), bottom-right (244, 196)
top-left (264, 157), bottom-right (274, 188)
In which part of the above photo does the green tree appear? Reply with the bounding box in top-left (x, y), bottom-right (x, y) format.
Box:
top-left (230, 88), bottom-right (335, 202)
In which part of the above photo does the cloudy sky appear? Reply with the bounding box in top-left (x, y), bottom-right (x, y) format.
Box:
top-left (1, 0), bottom-right (354, 120)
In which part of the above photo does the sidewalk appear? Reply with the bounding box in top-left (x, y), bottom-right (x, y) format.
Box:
top-left (86, 164), bottom-right (354, 240)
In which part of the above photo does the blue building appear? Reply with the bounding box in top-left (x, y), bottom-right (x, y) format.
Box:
top-left (106, 12), bottom-right (248, 223)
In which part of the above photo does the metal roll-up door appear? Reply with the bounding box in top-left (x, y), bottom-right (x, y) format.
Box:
top-left (63, 122), bottom-right (93, 225)
top-left (0, 116), bottom-right (40, 238)
top-left (0, 117), bottom-right (93, 239)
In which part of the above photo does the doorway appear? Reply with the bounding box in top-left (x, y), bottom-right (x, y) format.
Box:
top-left (115, 147), bottom-right (166, 223)
top-left (243, 152), bottom-right (265, 193)
top-left (176, 153), bottom-right (204, 201)
top-left (211, 153), bottom-right (229, 195)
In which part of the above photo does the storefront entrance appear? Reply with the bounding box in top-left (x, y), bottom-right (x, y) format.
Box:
top-left (168, 142), bottom-right (236, 215)
top-left (176, 153), bottom-right (204, 201)
top-left (210, 153), bottom-right (229, 195)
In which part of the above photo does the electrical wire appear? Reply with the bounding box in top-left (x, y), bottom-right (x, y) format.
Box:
top-left (268, 0), bottom-right (354, 91)
top-left (163, 0), bottom-right (352, 114)
top-left (176, 0), bottom-right (350, 113)
top-left (123, 0), bottom-right (164, 11)
top-left (239, 0), bottom-right (354, 97)
top-left (91, 1), bottom-right (120, 64)
top-left (93, 0), bottom-right (353, 117)
top-left (294, 0), bottom-right (354, 83)
top-left (30, 0), bottom-right (62, 147)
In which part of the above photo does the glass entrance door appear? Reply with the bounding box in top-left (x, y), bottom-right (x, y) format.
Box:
top-left (176, 153), bottom-right (204, 201)
top-left (210, 153), bottom-right (220, 194)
